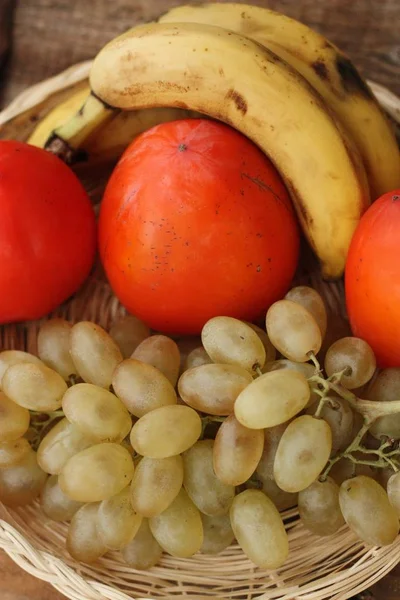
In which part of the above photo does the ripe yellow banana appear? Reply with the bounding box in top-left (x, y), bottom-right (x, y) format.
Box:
top-left (29, 83), bottom-right (195, 165)
top-left (89, 21), bottom-right (370, 279)
top-left (159, 3), bottom-right (400, 200)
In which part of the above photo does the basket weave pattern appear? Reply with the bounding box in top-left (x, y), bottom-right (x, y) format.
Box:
top-left (0, 64), bottom-right (400, 600)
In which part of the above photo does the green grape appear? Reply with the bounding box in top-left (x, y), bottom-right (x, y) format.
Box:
top-left (266, 299), bottom-right (322, 362)
top-left (62, 383), bottom-right (132, 443)
top-left (59, 443), bottom-right (134, 502)
top-left (183, 440), bottom-right (235, 516)
top-left (306, 397), bottom-right (354, 453)
top-left (213, 415), bottom-right (264, 486)
top-left (0, 392), bottom-right (30, 442)
top-left (263, 359), bottom-right (318, 406)
top-left (40, 475), bottom-right (83, 522)
top-left (112, 359), bottom-right (177, 418)
top-left (244, 322), bottom-right (276, 363)
top-left (109, 314), bottom-right (150, 359)
top-left (149, 488), bottom-right (203, 558)
top-left (0, 438), bottom-right (31, 468)
top-left (230, 489), bottom-right (289, 569)
top-left (202, 316), bottom-right (266, 372)
top-left (183, 346), bottom-right (213, 371)
top-left (325, 337), bottom-right (376, 390)
top-left (256, 423), bottom-right (290, 482)
top-left (200, 513), bottom-right (234, 554)
top-left (367, 369), bottom-right (400, 439)
top-left (234, 369), bottom-right (310, 429)
top-left (132, 335), bottom-right (180, 387)
top-left (178, 363), bottom-right (252, 416)
top-left (97, 486), bottom-right (143, 550)
top-left (274, 415), bottom-right (332, 493)
top-left (37, 318), bottom-right (76, 380)
top-left (0, 350), bottom-right (43, 388)
top-left (285, 286), bottom-right (328, 338)
top-left (130, 455), bottom-right (183, 517)
top-left (339, 475), bottom-right (399, 545)
top-left (298, 477), bottom-right (344, 536)
top-left (0, 449), bottom-right (47, 506)
top-left (37, 418), bottom-right (94, 475)
top-left (121, 519), bottom-right (163, 570)
top-left (70, 321), bottom-right (123, 388)
top-left (2, 362), bottom-right (67, 411)
top-left (130, 405), bottom-right (202, 458)
top-left (258, 476), bottom-right (298, 511)
top-left (387, 472), bottom-right (400, 517)
top-left (67, 503), bottom-right (107, 563)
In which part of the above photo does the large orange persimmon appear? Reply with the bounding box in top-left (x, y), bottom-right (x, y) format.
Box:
top-left (99, 119), bottom-right (300, 334)
top-left (346, 189), bottom-right (400, 368)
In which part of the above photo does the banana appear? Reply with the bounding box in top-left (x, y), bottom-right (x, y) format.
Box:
top-left (89, 21), bottom-right (370, 279)
top-left (30, 83), bottom-right (196, 166)
top-left (159, 3), bottom-right (400, 199)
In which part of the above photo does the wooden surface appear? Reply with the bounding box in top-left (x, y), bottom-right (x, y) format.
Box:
top-left (0, 1), bottom-right (399, 599)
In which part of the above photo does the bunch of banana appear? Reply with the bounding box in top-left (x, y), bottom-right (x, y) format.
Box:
top-left (31, 3), bottom-right (400, 279)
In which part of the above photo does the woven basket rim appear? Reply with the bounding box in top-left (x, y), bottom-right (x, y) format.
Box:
top-left (0, 61), bottom-right (400, 600)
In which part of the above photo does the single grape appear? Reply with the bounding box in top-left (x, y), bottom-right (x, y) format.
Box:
top-left (132, 335), bottom-right (180, 387)
top-left (62, 383), bottom-right (132, 443)
top-left (178, 363), bottom-right (252, 416)
top-left (0, 391), bottom-right (30, 442)
top-left (256, 422), bottom-right (290, 482)
top-left (97, 486), bottom-right (143, 550)
top-left (183, 440), bottom-right (235, 516)
top-left (266, 299), bottom-right (322, 362)
top-left (149, 488), bottom-right (203, 558)
top-left (37, 318), bottom-right (76, 380)
top-left (121, 519), bottom-right (163, 570)
top-left (306, 397), bottom-right (354, 453)
top-left (325, 337), bottom-right (376, 390)
top-left (37, 418), bottom-right (94, 475)
top-left (0, 449), bottom-right (47, 507)
top-left (234, 369), bottom-right (310, 429)
top-left (257, 476), bottom-right (298, 511)
top-left (285, 286), bottom-right (328, 338)
top-left (2, 362), bottom-right (67, 411)
top-left (130, 455), bottom-right (183, 517)
top-left (213, 415), bottom-right (264, 486)
top-left (274, 415), bottom-right (332, 493)
top-left (339, 475), bottom-right (399, 545)
top-left (67, 503), bottom-right (107, 563)
top-left (202, 316), bottom-right (266, 373)
top-left (109, 314), bottom-right (150, 358)
top-left (387, 472), bottom-right (400, 517)
top-left (0, 350), bottom-right (43, 388)
top-left (183, 346), bottom-right (212, 371)
top-left (70, 321), bottom-right (123, 388)
top-left (367, 369), bottom-right (400, 439)
top-left (0, 438), bottom-right (31, 468)
top-left (40, 475), bottom-right (83, 522)
top-left (263, 359), bottom-right (318, 406)
top-left (200, 513), bottom-right (234, 554)
top-left (112, 359), bottom-right (177, 418)
top-left (298, 477), bottom-right (344, 536)
top-left (230, 489), bottom-right (289, 569)
top-left (130, 405), bottom-right (202, 458)
top-left (244, 322), bottom-right (276, 363)
top-left (59, 443), bottom-right (134, 502)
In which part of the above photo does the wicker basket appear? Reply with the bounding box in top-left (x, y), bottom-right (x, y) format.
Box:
top-left (0, 61), bottom-right (400, 600)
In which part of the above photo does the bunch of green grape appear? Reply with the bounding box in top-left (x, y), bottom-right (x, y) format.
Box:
top-left (1, 285), bottom-right (400, 571)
